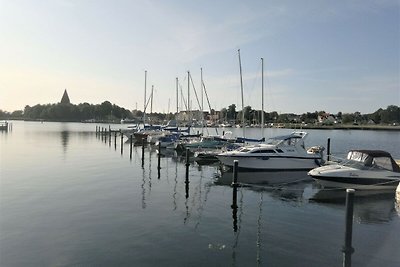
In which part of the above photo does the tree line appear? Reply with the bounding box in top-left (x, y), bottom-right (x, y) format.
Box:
top-left (219, 104), bottom-right (399, 125)
top-left (0, 101), bottom-right (399, 125)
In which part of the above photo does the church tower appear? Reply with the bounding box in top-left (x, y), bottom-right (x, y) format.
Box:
top-left (60, 89), bottom-right (70, 104)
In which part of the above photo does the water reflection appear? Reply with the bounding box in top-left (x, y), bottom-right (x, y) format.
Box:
top-left (310, 189), bottom-right (397, 224)
top-left (60, 130), bottom-right (69, 154)
top-left (215, 168), bottom-right (399, 225)
top-left (215, 169), bottom-right (311, 186)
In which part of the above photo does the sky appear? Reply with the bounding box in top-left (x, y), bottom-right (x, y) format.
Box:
top-left (0, 0), bottom-right (399, 114)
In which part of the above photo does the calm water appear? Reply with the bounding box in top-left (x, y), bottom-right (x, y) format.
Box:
top-left (1, 121), bottom-right (399, 267)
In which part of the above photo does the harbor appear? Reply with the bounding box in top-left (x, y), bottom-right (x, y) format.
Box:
top-left (1, 121), bottom-right (399, 266)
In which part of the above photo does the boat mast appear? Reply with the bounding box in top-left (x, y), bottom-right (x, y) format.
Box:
top-left (176, 77), bottom-right (179, 115)
top-left (238, 49), bottom-right (245, 138)
top-left (201, 68), bottom-right (204, 135)
top-left (143, 70), bottom-right (147, 125)
top-left (187, 71), bottom-right (190, 126)
top-left (261, 57), bottom-right (265, 137)
top-left (150, 85), bottom-right (154, 116)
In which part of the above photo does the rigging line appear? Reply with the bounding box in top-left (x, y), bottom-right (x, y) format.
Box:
top-left (189, 72), bottom-right (203, 111)
top-left (179, 83), bottom-right (188, 110)
top-left (202, 80), bottom-right (218, 135)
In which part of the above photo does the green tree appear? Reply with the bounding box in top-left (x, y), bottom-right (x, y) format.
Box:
top-left (227, 104), bottom-right (236, 120)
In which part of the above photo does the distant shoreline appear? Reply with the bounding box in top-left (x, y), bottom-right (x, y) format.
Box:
top-left (287, 124), bottom-right (400, 131)
top-left (4, 119), bottom-right (400, 131)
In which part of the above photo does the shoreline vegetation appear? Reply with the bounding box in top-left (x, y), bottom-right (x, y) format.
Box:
top-left (3, 118), bottom-right (399, 131)
top-left (1, 102), bottom-right (399, 131)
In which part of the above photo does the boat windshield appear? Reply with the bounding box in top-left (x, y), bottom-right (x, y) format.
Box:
top-left (266, 136), bottom-right (303, 146)
top-left (371, 157), bottom-right (395, 171)
top-left (265, 138), bottom-right (282, 146)
top-left (342, 157), bottom-right (395, 171)
top-left (237, 147), bottom-right (251, 153)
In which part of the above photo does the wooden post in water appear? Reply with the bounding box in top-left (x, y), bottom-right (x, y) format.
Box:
top-left (327, 138), bottom-right (331, 161)
top-left (231, 160), bottom-right (239, 209)
top-left (129, 134), bottom-right (133, 159)
top-left (342, 188), bottom-right (355, 267)
top-left (185, 148), bottom-right (190, 198)
top-left (141, 139), bottom-right (145, 166)
top-left (120, 133), bottom-right (123, 154)
top-left (185, 148), bottom-right (190, 180)
top-left (114, 131), bottom-right (117, 150)
top-left (157, 142), bottom-right (161, 170)
top-left (231, 160), bottom-right (239, 232)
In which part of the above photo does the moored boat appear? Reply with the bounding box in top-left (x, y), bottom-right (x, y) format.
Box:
top-left (308, 150), bottom-right (400, 190)
top-left (217, 131), bottom-right (324, 171)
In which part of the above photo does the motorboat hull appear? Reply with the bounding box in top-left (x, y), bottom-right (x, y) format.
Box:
top-left (309, 164), bottom-right (400, 190)
top-left (310, 175), bottom-right (400, 190)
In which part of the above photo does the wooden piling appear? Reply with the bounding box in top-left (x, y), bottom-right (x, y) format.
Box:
top-left (231, 160), bottom-right (239, 209)
top-left (342, 188), bottom-right (355, 267)
top-left (185, 148), bottom-right (190, 198)
top-left (129, 134), bottom-right (133, 159)
top-left (157, 142), bottom-right (161, 170)
top-left (327, 138), bottom-right (331, 161)
top-left (185, 148), bottom-right (190, 180)
top-left (114, 132), bottom-right (117, 150)
top-left (141, 139), bottom-right (145, 166)
top-left (120, 133), bottom-right (123, 154)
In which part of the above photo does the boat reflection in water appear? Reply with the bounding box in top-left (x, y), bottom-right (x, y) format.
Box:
top-left (309, 188), bottom-right (399, 224)
top-left (215, 169), bottom-right (311, 186)
top-left (215, 169), bottom-right (400, 225)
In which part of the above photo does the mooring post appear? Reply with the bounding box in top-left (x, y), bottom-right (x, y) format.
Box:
top-left (129, 134), bottom-right (133, 159)
top-left (120, 133), bottom-right (123, 154)
top-left (114, 131), bottom-right (117, 150)
top-left (342, 188), bottom-right (355, 267)
top-left (185, 148), bottom-right (190, 180)
top-left (231, 160), bottom-right (239, 209)
top-left (108, 125), bottom-right (111, 139)
top-left (95, 125), bottom-right (98, 135)
top-left (327, 138), bottom-right (331, 161)
top-left (230, 161), bottom-right (239, 232)
top-left (104, 129), bottom-right (108, 143)
top-left (157, 142), bottom-right (161, 170)
top-left (141, 139), bottom-right (145, 166)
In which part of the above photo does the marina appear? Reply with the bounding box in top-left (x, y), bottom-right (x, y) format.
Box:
top-left (1, 121), bottom-right (400, 266)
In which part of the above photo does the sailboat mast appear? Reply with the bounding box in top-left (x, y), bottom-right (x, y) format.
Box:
top-left (143, 70), bottom-right (147, 124)
top-left (176, 77), bottom-right (179, 114)
top-left (261, 58), bottom-right (265, 137)
top-left (150, 85), bottom-right (154, 115)
top-left (238, 49), bottom-right (245, 138)
top-left (187, 71), bottom-right (190, 125)
top-left (201, 68), bottom-right (204, 134)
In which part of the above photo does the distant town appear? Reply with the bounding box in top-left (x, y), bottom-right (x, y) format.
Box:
top-left (1, 89), bottom-right (399, 129)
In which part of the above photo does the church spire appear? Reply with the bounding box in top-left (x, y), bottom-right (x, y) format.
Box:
top-left (61, 89), bottom-right (70, 104)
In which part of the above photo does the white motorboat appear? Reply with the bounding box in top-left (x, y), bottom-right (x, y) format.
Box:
top-left (308, 150), bottom-right (400, 190)
top-left (217, 131), bottom-right (324, 171)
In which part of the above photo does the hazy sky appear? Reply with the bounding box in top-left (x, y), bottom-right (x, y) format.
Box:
top-left (1, 0), bottom-right (399, 114)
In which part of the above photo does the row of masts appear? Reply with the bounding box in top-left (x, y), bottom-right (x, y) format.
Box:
top-left (141, 50), bottom-right (266, 139)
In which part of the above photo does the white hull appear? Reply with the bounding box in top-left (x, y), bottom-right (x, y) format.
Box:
top-left (309, 163), bottom-right (400, 190)
top-left (217, 155), bottom-right (321, 171)
top-left (311, 178), bottom-right (399, 190)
